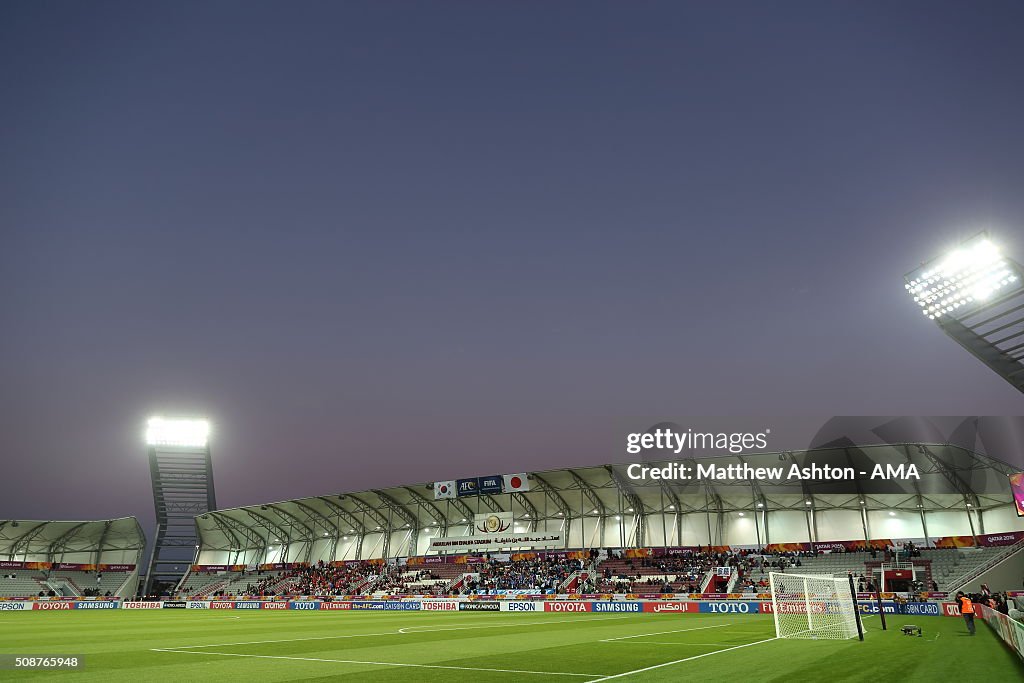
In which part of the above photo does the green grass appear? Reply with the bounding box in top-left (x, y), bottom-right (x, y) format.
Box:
top-left (0, 611), bottom-right (1020, 681)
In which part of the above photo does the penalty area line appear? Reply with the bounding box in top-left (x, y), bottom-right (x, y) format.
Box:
top-left (585, 636), bottom-right (778, 681)
top-left (150, 648), bottom-right (600, 677)
top-left (163, 615), bottom-right (631, 649)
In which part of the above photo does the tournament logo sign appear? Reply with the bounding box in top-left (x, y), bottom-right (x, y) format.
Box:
top-left (457, 478), bottom-right (478, 497)
top-left (459, 601), bottom-right (500, 611)
top-left (593, 602), bottom-right (642, 613)
top-left (544, 602), bottom-right (590, 612)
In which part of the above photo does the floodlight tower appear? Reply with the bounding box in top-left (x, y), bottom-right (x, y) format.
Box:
top-left (905, 232), bottom-right (1024, 393)
top-left (142, 417), bottom-right (217, 596)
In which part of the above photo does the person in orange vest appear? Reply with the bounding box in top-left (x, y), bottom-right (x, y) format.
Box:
top-left (955, 591), bottom-right (975, 635)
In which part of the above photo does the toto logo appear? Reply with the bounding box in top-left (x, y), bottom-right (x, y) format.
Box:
top-left (290, 602), bottom-right (318, 610)
top-left (707, 602), bottom-right (751, 613)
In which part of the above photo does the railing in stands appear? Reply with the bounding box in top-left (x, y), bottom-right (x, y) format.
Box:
top-left (947, 539), bottom-right (1024, 593)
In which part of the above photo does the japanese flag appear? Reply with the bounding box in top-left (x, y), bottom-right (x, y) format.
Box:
top-left (502, 473), bottom-right (530, 493)
top-left (434, 481), bottom-right (456, 500)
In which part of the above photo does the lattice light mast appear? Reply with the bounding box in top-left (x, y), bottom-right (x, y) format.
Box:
top-left (142, 417), bottom-right (216, 596)
top-left (905, 232), bottom-right (1024, 393)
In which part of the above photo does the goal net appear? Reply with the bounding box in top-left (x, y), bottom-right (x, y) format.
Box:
top-left (768, 572), bottom-right (861, 640)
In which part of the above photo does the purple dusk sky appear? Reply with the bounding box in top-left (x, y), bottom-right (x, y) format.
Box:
top-left (1, 2), bottom-right (1022, 532)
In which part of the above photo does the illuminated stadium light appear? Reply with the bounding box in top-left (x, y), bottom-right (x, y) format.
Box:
top-left (905, 231), bottom-right (1024, 394)
top-left (888, 511), bottom-right (896, 516)
top-left (668, 505), bottom-right (675, 510)
top-left (738, 512), bottom-right (745, 517)
top-left (805, 500), bottom-right (812, 506)
top-left (756, 502), bottom-right (764, 508)
top-left (614, 515), bottom-right (621, 521)
top-left (905, 237), bottom-right (1014, 318)
top-left (145, 416), bottom-right (210, 447)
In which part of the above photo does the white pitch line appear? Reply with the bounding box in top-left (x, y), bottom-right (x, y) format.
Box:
top-left (585, 636), bottom-right (778, 681)
top-left (162, 615), bottom-right (630, 649)
top-left (398, 615), bottom-right (629, 634)
top-left (604, 641), bottom-right (739, 646)
top-left (599, 622), bottom-right (732, 642)
top-left (151, 648), bottom-right (600, 677)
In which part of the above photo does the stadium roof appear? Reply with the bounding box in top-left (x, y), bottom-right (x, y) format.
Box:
top-left (196, 443), bottom-right (1020, 558)
top-left (0, 517), bottom-right (146, 563)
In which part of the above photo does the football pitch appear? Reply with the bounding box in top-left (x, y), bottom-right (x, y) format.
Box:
top-left (1, 612), bottom-right (1021, 682)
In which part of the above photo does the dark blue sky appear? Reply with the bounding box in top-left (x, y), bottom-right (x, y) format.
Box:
top-left (1, 2), bottom-right (1022, 524)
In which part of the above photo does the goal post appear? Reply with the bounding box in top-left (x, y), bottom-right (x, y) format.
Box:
top-left (769, 572), bottom-right (863, 641)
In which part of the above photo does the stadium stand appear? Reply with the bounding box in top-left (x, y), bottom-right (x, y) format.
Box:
top-left (0, 569), bottom-right (48, 597)
top-left (0, 518), bottom-right (145, 598)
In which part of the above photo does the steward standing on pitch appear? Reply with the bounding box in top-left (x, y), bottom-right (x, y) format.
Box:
top-left (955, 591), bottom-right (975, 635)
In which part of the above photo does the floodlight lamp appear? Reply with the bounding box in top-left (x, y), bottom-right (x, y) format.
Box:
top-left (145, 416), bottom-right (210, 447)
top-left (738, 512), bottom-right (745, 517)
top-left (905, 233), bottom-right (1021, 320)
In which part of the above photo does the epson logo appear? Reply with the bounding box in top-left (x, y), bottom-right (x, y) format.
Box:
top-left (507, 602), bottom-right (537, 611)
top-left (0, 602), bottom-right (29, 610)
